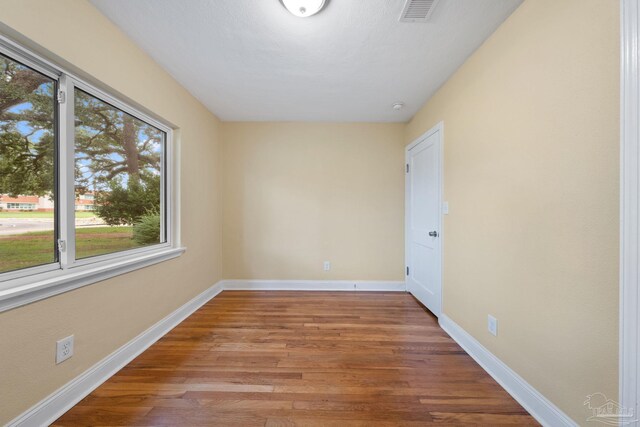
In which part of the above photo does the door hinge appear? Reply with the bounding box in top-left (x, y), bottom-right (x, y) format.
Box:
top-left (406, 163), bottom-right (409, 173)
top-left (57, 239), bottom-right (66, 252)
top-left (406, 266), bottom-right (409, 276)
top-left (57, 90), bottom-right (66, 104)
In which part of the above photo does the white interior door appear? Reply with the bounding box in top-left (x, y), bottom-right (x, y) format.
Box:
top-left (405, 124), bottom-right (442, 317)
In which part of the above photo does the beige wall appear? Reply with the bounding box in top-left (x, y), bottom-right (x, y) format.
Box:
top-left (222, 122), bottom-right (405, 281)
top-left (405, 0), bottom-right (619, 423)
top-left (0, 0), bottom-right (620, 424)
top-left (0, 0), bottom-right (222, 423)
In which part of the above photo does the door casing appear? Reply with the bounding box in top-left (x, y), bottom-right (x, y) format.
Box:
top-left (620, 0), bottom-right (639, 422)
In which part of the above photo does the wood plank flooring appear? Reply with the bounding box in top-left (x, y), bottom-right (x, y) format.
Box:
top-left (53, 291), bottom-right (538, 426)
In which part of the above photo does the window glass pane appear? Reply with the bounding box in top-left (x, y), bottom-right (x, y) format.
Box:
top-left (74, 88), bottom-right (165, 259)
top-left (0, 53), bottom-right (57, 274)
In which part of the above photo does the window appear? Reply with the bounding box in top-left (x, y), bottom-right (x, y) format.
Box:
top-left (74, 89), bottom-right (166, 260)
top-left (6, 203), bottom-right (37, 210)
top-left (0, 36), bottom-right (180, 310)
top-left (0, 53), bottom-right (57, 274)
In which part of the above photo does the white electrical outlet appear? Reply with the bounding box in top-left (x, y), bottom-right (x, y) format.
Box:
top-left (56, 335), bottom-right (74, 364)
top-left (323, 261), bottom-right (331, 271)
top-left (487, 315), bottom-right (498, 336)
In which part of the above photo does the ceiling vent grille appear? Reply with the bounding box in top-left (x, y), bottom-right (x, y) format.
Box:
top-left (399, 0), bottom-right (440, 23)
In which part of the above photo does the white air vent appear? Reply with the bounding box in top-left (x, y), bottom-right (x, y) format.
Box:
top-left (399, 0), bottom-right (440, 23)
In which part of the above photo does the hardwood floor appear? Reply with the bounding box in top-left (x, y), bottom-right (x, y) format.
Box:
top-left (53, 291), bottom-right (537, 426)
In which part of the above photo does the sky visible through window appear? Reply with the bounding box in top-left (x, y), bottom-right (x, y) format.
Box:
top-left (0, 53), bottom-right (56, 273)
top-left (0, 52), bottom-right (166, 273)
top-left (73, 88), bottom-right (165, 259)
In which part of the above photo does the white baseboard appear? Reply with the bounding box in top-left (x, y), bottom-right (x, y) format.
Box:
top-left (438, 314), bottom-right (576, 427)
top-left (8, 279), bottom-right (405, 426)
top-left (10, 283), bottom-right (571, 427)
top-left (8, 281), bottom-right (225, 427)
top-left (221, 279), bottom-right (406, 292)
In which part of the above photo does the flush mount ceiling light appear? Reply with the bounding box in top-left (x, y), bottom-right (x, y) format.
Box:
top-left (392, 102), bottom-right (405, 111)
top-left (281, 0), bottom-right (326, 17)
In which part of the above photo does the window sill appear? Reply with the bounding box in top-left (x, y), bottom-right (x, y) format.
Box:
top-left (0, 246), bottom-right (186, 313)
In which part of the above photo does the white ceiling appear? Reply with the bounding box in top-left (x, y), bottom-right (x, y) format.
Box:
top-left (90, 0), bottom-right (522, 122)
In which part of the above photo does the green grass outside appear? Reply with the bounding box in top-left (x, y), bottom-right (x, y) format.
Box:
top-left (0, 226), bottom-right (138, 273)
top-left (0, 211), bottom-right (96, 218)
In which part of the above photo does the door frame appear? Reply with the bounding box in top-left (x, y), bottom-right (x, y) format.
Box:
top-left (404, 121), bottom-right (444, 317)
top-left (620, 0), bottom-right (639, 423)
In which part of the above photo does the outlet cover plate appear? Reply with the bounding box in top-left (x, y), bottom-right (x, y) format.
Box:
top-left (56, 335), bottom-right (74, 364)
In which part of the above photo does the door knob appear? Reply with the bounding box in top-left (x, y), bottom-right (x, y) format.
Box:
top-left (429, 231), bottom-right (438, 237)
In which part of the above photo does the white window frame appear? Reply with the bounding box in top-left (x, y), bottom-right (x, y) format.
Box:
top-left (0, 34), bottom-right (183, 313)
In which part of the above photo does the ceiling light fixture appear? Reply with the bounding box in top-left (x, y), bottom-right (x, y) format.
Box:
top-left (281, 0), bottom-right (326, 18)
top-left (392, 102), bottom-right (405, 111)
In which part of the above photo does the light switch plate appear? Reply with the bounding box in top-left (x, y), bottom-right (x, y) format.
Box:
top-left (442, 201), bottom-right (449, 215)
top-left (487, 315), bottom-right (498, 336)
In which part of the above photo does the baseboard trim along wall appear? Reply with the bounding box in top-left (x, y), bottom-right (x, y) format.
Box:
top-left (10, 281), bottom-right (571, 427)
top-left (8, 279), bottom-right (405, 426)
top-left (8, 281), bottom-right (225, 427)
top-left (221, 279), bottom-right (407, 292)
top-left (439, 314), bottom-right (577, 427)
